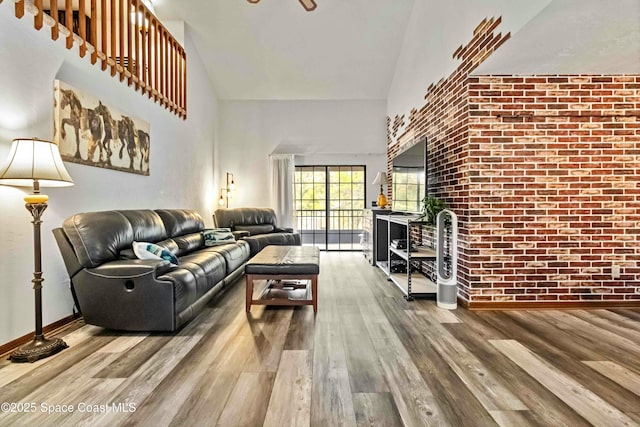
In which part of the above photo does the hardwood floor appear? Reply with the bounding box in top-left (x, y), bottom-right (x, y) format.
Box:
top-left (0, 252), bottom-right (639, 427)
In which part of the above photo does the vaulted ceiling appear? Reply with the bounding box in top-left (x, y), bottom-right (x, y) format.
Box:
top-left (153, 0), bottom-right (415, 100)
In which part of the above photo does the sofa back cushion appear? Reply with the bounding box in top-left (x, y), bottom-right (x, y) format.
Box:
top-left (214, 208), bottom-right (277, 230)
top-left (63, 211), bottom-right (136, 268)
top-left (156, 209), bottom-right (204, 237)
top-left (119, 210), bottom-right (167, 242)
top-left (234, 224), bottom-right (275, 235)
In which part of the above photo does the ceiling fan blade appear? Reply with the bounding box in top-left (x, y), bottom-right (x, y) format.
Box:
top-left (247, 0), bottom-right (260, 4)
top-left (298, 0), bottom-right (317, 11)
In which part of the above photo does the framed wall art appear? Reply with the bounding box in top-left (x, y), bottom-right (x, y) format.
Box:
top-left (54, 80), bottom-right (150, 175)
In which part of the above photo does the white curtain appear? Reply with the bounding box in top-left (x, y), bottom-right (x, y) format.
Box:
top-left (269, 154), bottom-right (296, 229)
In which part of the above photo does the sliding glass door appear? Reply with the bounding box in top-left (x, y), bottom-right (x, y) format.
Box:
top-left (294, 165), bottom-right (365, 251)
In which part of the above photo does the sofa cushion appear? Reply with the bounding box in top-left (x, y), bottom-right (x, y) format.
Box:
top-left (157, 268), bottom-right (198, 315)
top-left (203, 228), bottom-right (235, 246)
top-left (214, 207), bottom-right (277, 229)
top-left (63, 211), bottom-right (135, 268)
top-left (156, 209), bottom-right (204, 237)
top-left (202, 241), bottom-right (250, 273)
top-left (234, 224), bottom-right (274, 236)
top-left (243, 232), bottom-right (302, 257)
top-left (132, 241), bottom-right (179, 266)
top-left (118, 210), bottom-right (167, 243)
top-left (178, 252), bottom-right (227, 296)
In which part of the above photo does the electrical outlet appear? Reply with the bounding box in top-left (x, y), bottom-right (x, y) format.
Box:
top-left (611, 264), bottom-right (621, 279)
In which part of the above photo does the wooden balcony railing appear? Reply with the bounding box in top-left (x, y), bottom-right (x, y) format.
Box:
top-left (8, 0), bottom-right (187, 119)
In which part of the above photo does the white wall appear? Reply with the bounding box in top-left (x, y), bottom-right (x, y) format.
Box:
top-left (218, 100), bottom-right (387, 209)
top-left (387, 0), bottom-right (551, 120)
top-left (0, 5), bottom-right (218, 344)
top-left (475, 0), bottom-right (640, 75)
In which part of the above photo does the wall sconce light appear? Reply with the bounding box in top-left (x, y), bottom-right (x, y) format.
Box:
top-left (372, 171), bottom-right (389, 209)
top-left (218, 172), bottom-right (236, 208)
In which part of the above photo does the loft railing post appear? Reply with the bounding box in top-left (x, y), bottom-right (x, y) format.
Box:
top-left (50, 0), bottom-right (59, 40)
top-left (119, 0), bottom-right (125, 81)
top-left (101, 0), bottom-right (107, 70)
top-left (110, 0), bottom-right (116, 75)
top-left (15, 0), bottom-right (25, 19)
top-left (126, 0), bottom-right (132, 86)
top-left (34, 0), bottom-right (43, 30)
top-left (65, 0), bottom-right (73, 49)
top-left (79, 0), bottom-right (87, 57)
top-left (90, 0), bottom-right (97, 64)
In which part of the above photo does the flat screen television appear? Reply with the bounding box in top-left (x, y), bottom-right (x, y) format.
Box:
top-left (391, 138), bottom-right (427, 213)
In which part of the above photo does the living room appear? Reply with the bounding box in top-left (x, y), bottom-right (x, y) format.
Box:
top-left (0, 0), bottom-right (639, 425)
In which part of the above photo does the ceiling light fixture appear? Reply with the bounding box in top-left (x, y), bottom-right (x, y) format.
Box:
top-left (247, 0), bottom-right (317, 12)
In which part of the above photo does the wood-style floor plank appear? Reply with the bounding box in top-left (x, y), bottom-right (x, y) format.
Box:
top-left (0, 253), bottom-right (637, 427)
top-left (353, 392), bottom-right (404, 427)
top-left (263, 350), bottom-right (312, 427)
top-left (491, 339), bottom-right (638, 427)
top-left (583, 361), bottom-right (640, 397)
top-left (215, 371), bottom-right (276, 427)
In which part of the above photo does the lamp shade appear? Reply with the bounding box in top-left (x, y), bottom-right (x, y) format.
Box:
top-left (0, 138), bottom-right (74, 187)
top-left (371, 172), bottom-right (389, 186)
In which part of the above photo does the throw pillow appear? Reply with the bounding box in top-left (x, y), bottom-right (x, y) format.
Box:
top-left (132, 241), bottom-right (179, 266)
top-left (202, 228), bottom-right (235, 246)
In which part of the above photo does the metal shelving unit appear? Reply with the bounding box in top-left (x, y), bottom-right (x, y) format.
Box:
top-left (376, 214), bottom-right (436, 300)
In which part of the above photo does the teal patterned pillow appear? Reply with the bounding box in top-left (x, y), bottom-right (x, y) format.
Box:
top-left (132, 241), bottom-right (179, 266)
top-left (202, 228), bottom-right (235, 246)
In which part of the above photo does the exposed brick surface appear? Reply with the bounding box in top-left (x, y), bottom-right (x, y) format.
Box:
top-left (387, 17), bottom-right (640, 306)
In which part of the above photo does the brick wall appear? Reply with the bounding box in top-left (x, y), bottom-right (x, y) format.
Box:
top-left (467, 75), bottom-right (640, 305)
top-left (387, 17), bottom-right (640, 307)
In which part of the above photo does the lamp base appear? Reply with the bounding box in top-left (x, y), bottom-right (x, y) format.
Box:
top-left (9, 336), bottom-right (68, 363)
top-left (377, 193), bottom-right (388, 209)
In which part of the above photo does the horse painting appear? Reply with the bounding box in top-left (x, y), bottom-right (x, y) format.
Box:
top-left (59, 88), bottom-right (83, 159)
top-left (54, 80), bottom-right (150, 176)
top-left (94, 101), bottom-right (117, 166)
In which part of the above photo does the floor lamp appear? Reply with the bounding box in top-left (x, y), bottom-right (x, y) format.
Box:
top-left (0, 138), bottom-right (74, 363)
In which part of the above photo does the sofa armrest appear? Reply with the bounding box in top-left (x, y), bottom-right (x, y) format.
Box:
top-left (85, 259), bottom-right (173, 278)
top-left (232, 230), bottom-right (251, 239)
top-left (274, 227), bottom-right (294, 233)
top-left (73, 259), bottom-right (177, 330)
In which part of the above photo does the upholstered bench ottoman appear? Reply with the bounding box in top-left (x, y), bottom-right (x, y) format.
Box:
top-left (244, 245), bottom-right (320, 313)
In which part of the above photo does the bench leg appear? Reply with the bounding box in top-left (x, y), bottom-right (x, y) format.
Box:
top-left (246, 274), bottom-right (254, 313)
top-left (312, 275), bottom-right (318, 313)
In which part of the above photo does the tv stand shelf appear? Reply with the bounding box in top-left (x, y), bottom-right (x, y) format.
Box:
top-left (376, 215), bottom-right (436, 300)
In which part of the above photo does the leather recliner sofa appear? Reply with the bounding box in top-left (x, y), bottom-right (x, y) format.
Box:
top-left (53, 209), bottom-right (250, 331)
top-left (214, 207), bottom-right (301, 257)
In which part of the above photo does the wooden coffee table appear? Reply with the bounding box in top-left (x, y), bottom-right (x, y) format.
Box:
top-left (244, 246), bottom-right (320, 313)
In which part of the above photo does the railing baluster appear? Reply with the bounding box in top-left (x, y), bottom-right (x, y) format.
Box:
top-left (133, 0), bottom-right (139, 90)
top-left (79, 0), bottom-right (87, 57)
top-left (153, 19), bottom-right (159, 100)
top-left (110, 0), bottom-right (116, 75)
top-left (101, 0), bottom-right (107, 70)
top-left (119, 0), bottom-right (124, 81)
top-left (140, 6), bottom-right (146, 94)
top-left (148, 17), bottom-right (154, 98)
top-left (34, 0), bottom-right (42, 30)
top-left (183, 50), bottom-right (187, 118)
top-left (126, 0), bottom-right (132, 86)
top-left (65, 0), bottom-right (73, 49)
top-left (158, 28), bottom-right (166, 104)
top-left (91, 0), bottom-right (97, 64)
top-left (15, 0), bottom-right (24, 19)
top-left (50, 0), bottom-right (59, 40)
